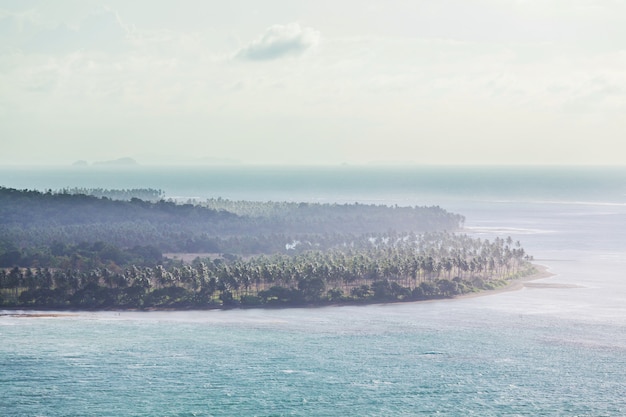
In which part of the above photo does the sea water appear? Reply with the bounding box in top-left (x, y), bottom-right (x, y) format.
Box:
top-left (1, 166), bottom-right (626, 416)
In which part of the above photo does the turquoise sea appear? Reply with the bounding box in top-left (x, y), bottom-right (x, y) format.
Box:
top-left (2, 166), bottom-right (626, 416)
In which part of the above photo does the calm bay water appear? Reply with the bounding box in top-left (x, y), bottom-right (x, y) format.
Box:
top-left (2, 166), bottom-right (626, 416)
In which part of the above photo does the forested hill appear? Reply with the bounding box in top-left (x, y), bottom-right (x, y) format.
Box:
top-left (0, 186), bottom-right (464, 255)
top-left (0, 187), bottom-right (237, 227)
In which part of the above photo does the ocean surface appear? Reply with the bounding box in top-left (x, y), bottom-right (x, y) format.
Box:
top-left (2, 165), bottom-right (626, 416)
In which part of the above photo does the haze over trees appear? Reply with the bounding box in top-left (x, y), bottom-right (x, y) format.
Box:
top-left (0, 187), bottom-right (533, 309)
top-left (0, 186), bottom-right (463, 253)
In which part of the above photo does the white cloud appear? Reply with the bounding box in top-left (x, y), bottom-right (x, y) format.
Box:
top-left (2, 1), bottom-right (626, 165)
top-left (236, 22), bottom-right (320, 61)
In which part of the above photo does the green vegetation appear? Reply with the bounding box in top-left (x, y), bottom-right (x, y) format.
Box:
top-left (0, 186), bottom-right (463, 253)
top-left (58, 187), bottom-right (164, 201)
top-left (0, 186), bottom-right (534, 310)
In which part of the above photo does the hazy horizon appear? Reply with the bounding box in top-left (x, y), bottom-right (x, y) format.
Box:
top-left (2, 0), bottom-right (626, 166)
top-left (4, 159), bottom-right (626, 168)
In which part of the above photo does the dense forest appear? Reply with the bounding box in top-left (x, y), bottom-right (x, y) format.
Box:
top-left (57, 187), bottom-right (165, 201)
top-left (0, 186), bottom-right (534, 309)
top-left (0, 186), bottom-right (463, 253)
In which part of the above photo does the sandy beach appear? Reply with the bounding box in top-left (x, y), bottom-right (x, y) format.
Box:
top-left (454, 264), bottom-right (558, 300)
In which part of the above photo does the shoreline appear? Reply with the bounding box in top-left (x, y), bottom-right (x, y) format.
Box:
top-left (1, 264), bottom-right (555, 317)
top-left (451, 263), bottom-right (555, 301)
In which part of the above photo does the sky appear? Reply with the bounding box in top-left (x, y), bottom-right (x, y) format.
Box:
top-left (1, 0), bottom-right (625, 166)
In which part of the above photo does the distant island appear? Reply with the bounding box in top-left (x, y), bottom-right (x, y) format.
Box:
top-left (0, 187), bottom-right (534, 310)
top-left (71, 157), bottom-right (140, 167)
top-left (70, 156), bottom-right (244, 167)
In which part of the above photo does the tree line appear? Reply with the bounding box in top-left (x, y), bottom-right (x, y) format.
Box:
top-left (0, 232), bottom-right (534, 309)
top-left (57, 187), bottom-right (164, 201)
top-left (0, 186), bottom-right (463, 254)
top-left (0, 186), bottom-right (534, 310)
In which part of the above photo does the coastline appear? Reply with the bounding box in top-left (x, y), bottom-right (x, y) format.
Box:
top-left (452, 263), bottom-right (555, 301)
top-left (1, 264), bottom-right (555, 316)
